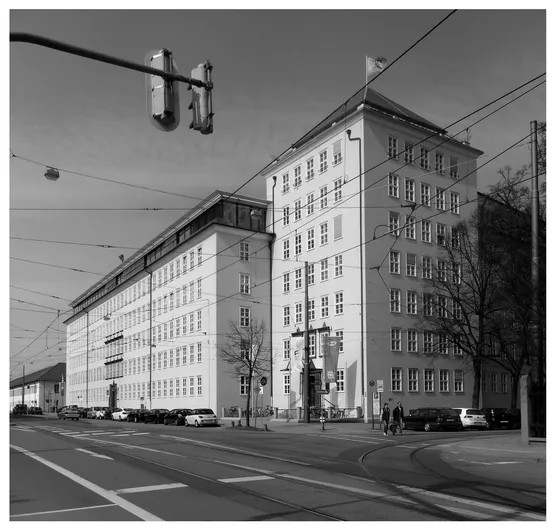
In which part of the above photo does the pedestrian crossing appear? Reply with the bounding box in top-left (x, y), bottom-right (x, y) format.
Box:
top-left (16, 424), bottom-right (150, 438)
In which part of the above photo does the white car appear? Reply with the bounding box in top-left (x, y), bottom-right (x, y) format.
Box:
top-left (184, 408), bottom-right (218, 428)
top-left (111, 408), bottom-right (133, 421)
top-left (453, 408), bottom-right (489, 429)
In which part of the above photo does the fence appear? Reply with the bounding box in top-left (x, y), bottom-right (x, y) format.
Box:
top-left (220, 406), bottom-right (364, 421)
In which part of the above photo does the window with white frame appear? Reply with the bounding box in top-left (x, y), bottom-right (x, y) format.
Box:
top-left (436, 152), bottom-right (444, 174)
top-left (407, 291), bottom-right (417, 315)
top-left (294, 199), bottom-right (302, 221)
top-left (451, 335), bottom-right (462, 355)
top-left (406, 253), bottom-right (416, 277)
top-left (334, 216), bottom-right (343, 240)
top-left (182, 285), bottom-right (188, 305)
top-left (307, 193), bottom-right (315, 215)
top-left (283, 205), bottom-right (290, 226)
top-left (451, 299), bottom-right (461, 320)
top-left (240, 273), bottom-right (251, 294)
top-left (387, 136), bottom-right (398, 159)
top-left (189, 343), bottom-right (195, 363)
top-left (198, 247), bottom-right (202, 266)
top-left (320, 186), bottom-right (328, 209)
top-left (306, 158), bottom-right (314, 180)
top-left (408, 368), bottom-right (419, 392)
top-left (451, 262), bottom-right (461, 284)
top-left (335, 330), bottom-right (344, 352)
top-left (391, 328), bottom-right (401, 351)
top-left (422, 293), bottom-right (433, 317)
top-left (454, 370), bottom-right (464, 393)
top-left (501, 373), bottom-right (508, 393)
top-left (405, 216), bottom-right (416, 239)
top-left (437, 259), bottom-right (447, 281)
top-left (333, 140), bottom-right (342, 165)
top-left (320, 259), bottom-right (329, 281)
top-left (336, 369), bottom-right (344, 392)
top-left (283, 339), bottom-right (290, 360)
top-left (319, 150), bottom-right (328, 173)
top-left (182, 255), bottom-right (187, 274)
top-left (436, 188), bottom-right (445, 210)
top-left (424, 369), bottom-right (434, 392)
top-left (437, 296), bottom-right (447, 318)
top-left (169, 349), bottom-right (174, 368)
top-left (284, 374), bottom-right (290, 394)
top-left (405, 178), bottom-right (415, 202)
top-left (308, 333), bottom-right (316, 357)
top-left (422, 256), bottom-right (432, 279)
top-left (388, 173), bottom-right (399, 198)
top-left (240, 307), bottom-right (250, 327)
top-left (197, 311), bottom-right (202, 331)
top-left (283, 306), bottom-right (290, 326)
top-left (389, 212), bottom-right (400, 236)
top-left (294, 234), bottom-right (302, 255)
top-left (320, 295), bottom-right (329, 318)
top-left (436, 223), bottom-right (446, 246)
top-left (335, 292), bottom-right (344, 315)
top-left (295, 302), bottom-right (303, 324)
top-left (334, 254), bottom-right (343, 277)
top-left (182, 346), bottom-right (187, 365)
top-left (420, 148), bottom-right (430, 170)
top-left (240, 242), bottom-right (250, 262)
top-left (407, 330), bottom-right (418, 353)
top-left (282, 173), bottom-right (289, 194)
top-left (423, 331), bottom-right (434, 354)
top-left (451, 226), bottom-right (460, 249)
top-left (438, 332), bottom-right (448, 354)
top-left (197, 376), bottom-right (202, 396)
top-left (389, 251), bottom-right (400, 274)
top-left (421, 183), bottom-right (431, 206)
top-left (439, 370), bottom-right (449, 392)
top-left (450, 156), bottom-right (459, 179)
top-left (294, 268), bottom-right (302, 290)
top-left (390, 289), bottom-right (401, 313)
top-left (320, 222), bottom-right (328, 245)
top-left (334, 178), bottom-right (343, 202)
top-left (283, 239), bottom-right (290, 260)
top-left (404, 143), bottom-right (414, 164)
top-left (182, 377), bottom-right (187, 396)
top-left (239, 375), bottom-right (248, 395)
top-left (189, 281), bottom-right (195, 302)
top-left (308, 263), bottom-right (314, 285)
top-left (421, 220), bottom-right (431, 243)
top-left (283, 272), bottom-right (290, 293)
top-left (307, 228), bottom-right (315, 251)
top-left (294, 165), bottom-right (302, 188)
top-left (391, 368), bottom-right (402, 391)
top-left (450, 192), bottom-right (460, 214)
top-left (190, 252), bottom-right (195, 270)
top-left (491, 373), bottom-right (497, 393)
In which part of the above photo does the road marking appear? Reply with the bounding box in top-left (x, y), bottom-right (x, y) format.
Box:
top-left (210, 460), bottom-right (275, 475)
top-left (458, 445), bottom-right (543, 454)
top-left (394, 445), bottom-right (420, 449)
top-left (111, 434), bottom-right (131, 437)
top-left (12, 428), bottom-right (36, 433)
top-left (307, 434), bottom-right (381, 444)
top-left (440, 506), bottom-right (491, 519)
top-left (10, 444), bottom-right (162, 521)
top-left (455, 459), bottom-right (523, 466)
top-left (75, 448), bottom-right (113, 460)
top-left (131, 432), bottom-right (150, 435)
top-left (90, 432), bottom-right (119, 435)
top-left (10, 504), bottom-right (116, 518)
top-left (113, 483), bottom-right (188, 495)
top-left (218, 476), bottom-right (275, 483)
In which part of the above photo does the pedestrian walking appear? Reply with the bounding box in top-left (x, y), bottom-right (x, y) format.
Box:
top-left (380, 403), bottom-right (390, 436)
top-left (392, 402), bottom-right (405, 435)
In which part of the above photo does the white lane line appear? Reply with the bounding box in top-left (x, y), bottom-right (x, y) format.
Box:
top-left (90, 432), bottom-right (119, 435)
top-left (393, 445), bottom-right (420, 449)
top-left (458, 445), bottom-right (544, 454)
top-left (131, 432), bottom-right (150, 435)
top-left (456, 459), bottom-right (523, 466)
top-left (113, 483), bottom-right (188, 495)
top-left (307, 434), bottom-right (381, 445)
top-left (10, 444), bottom-right (162, 521)
top-left (111, 434), bottom-right (131, 437)
top-left (75, 448), bottom-right (113, 460)
top-left (440, 506), bottom-right (491, 519)
top-left (218, 476), bottom-right (275, 483)
top-left (395, 485), bottom-right (546, 520)
top-left (10, 504), bottom-right (116, 518)
top-left (12, 428), bottom-right (36, 433)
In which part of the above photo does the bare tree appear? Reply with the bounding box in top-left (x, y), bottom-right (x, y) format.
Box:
top-left (217, 318), bottom-right (271, 427)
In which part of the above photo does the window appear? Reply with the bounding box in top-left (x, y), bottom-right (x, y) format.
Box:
top-left (451, 335), bottom-right (462, 355)
top-left (406, 253), bottom-right (416, 277)
top-left (436, 223), bottom-right (446, 246)
top-left (182, 255), bottom-right (187, 274)
top-left (320, 259), bottom-right (329, 281)
top-left (333, 140), bottom-right (342, 165)
top-left (307, 193), bottom-right (315, 215)
top-left (391, 328), bottom-right (401, 351)
top-left (404, 143), bottom-right (414, 164)
top-left (283, 239), bottom-right (290, 260)
top-left (389, 212), bottom-right (400, 236)
top-left (307, 228), bottom-right (315, 250)
top-left (451, 263), bottom-right (461, 284)
top-left (319, 150), bottom-right (328, 173)
top-left (482, 373), bottom-right (487, 392)
top-left (308, 263), bottom-right (314, 285)
top-left (182, 377), bottom-right (187, 396)
top-left (422, 257), bottom-right (432, 279)
top-left (439, 370), bottom-right (449, 392)
top-left (334, 216), bottom-right (343, 240)
top-left (240, 307), bottom-right (250, 327)
top-left (408, 369), bottom-right (419, 392)
top-left (283, 339), bottom-right (290, 360)
top-left (283, 205), bottom-right (290, 226)
top-left (391, 368), bottom-right (402, 391)
top-left (283, 306), bottom-right (291, 326)
top-left (308, 333), bottom-right (316, 356)
top-left (284, 374), bottom-right (290, 394)
top-left (320, 186), bottom-right (328, 209)
top-left (438, 332), bottom-right (448, 354)
top-left (294, 268), bottom-right (302, 290)
top-left (421, 220), bottom-right (431, 243)
top-left (320, 222), bottom-right (328, 245)
top-left (390, 289), bottom-right (401, 313)
top-left (387, 136), bottom-right (398, 159)
top-left (282, 173), bottom-right (289, 194)
top-left (389, 251), bottom-right (400, 274)
top-left (294, 200), bottom-right (302, 222)
top-left (454, 370), bottom-right (464, 393)
top-left (405, 178), bottom-right (415, 202)
top-left (336, 370), bottom-right (344, 392)
top-left (294, 165), bottom-right (302, 188)
top-left (491, 373), bottom-right (497, 393)
top-left (420, 147), bottom-right (430, 170)
top-left (190, 252), bottom-right (195, 270)
top-left (335, 292), bottom-right (344, 315)
top-left (334, 255), bottom-right (343, 277)
top-left (420, 183), bottom-right (431, 207)
top-left (239, 273), bottom-right (250, 294)
top-left (436, 152), bottom-right (444, 174)
top-left (240, 242), bottom-right (250, 262)
top-left (388, 173), bottom-right (399, 198)
top-left (450, 192), bottom-right (460, 214)
top-left (197, 310), bottom-right (202, 331)
top-left (320, 296), bottom-right (329, 318)
top-left (182, 285), bottom-right (188, 305)
top-left (197, 247), bottom-right (202, 266)
top-left (423, 331), bottom-right (433, 354)
top-left (175, 378), bottom-right (180, 397)
top-left (283, 273), bottom-right (290, 293)
top-left (451, 227), bottom-right (460, 249)
top-left (294, 234), bottom-right (302, 255)
top-left (176, 288), bottom-right (181, 308)
top-left (501, 373), bottom-right (508, 393)
top-left (295, 303), bottom-right (303, 324)
top-left (306, 158), bottom-right (314, 180)
top-left (437, 259), bottom-right (447, 281)
top-left (182, 346), bottom-right (187, 365)
top-left (189, 281), bottom-right (195, 302)
top-left (424, 369), bottom-right (434, 392)
top-left (407, 330), bottom-right (418, 353)
top-left (335, 330), bottom-right (344, 352)
top-left (176, 348), bottom-right (181, 367)
top-left (450, 156), bottom-right (459, 179)
top-left (334, 178), bottom-right (342, 202)
top-left (197, 278), bottom-right (202, 299)
top-left (189, 344), bottom-right (195, 363)
top-left (407, 291), bottom-right (417, 315)
top-left (405, 216), bottom-right (416, 239)
top-left (436, 189), bottom-right (445, 210)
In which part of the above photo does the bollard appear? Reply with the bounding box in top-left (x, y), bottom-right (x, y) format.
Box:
top-left (237, 419), bottom-right (242, 427)
top-left (264, 424), bottom-right (268, 431)
top-left (231, 421), bottom-right (235, 427)
top-left (320, 415), bottom-right (326, 431)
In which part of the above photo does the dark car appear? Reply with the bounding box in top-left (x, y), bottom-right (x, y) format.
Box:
top-left (164, 409), bottom-right (192, 426)
top-left (509, 409), bottom-right (522, 429)
top-left (403, 407), bottom-right (462, 432)
top-left (13, 404), bottom-right (28, 415)
top-left (481, 408), bottom-right (515, 429)
top-left (104, 408), bottom-right (114, 420)
top-left (28, 406), bottom-right (43, 415)
top-left (78, 407), bottom-right (90, 418)
top-left (143, 409), bottom-right (170, 424)
top-left (126, 409), bottom-right (149, 423)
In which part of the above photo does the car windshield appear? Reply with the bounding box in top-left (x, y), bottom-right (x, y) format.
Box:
top-left (467, 409), bottom-right (483, 414)
top-left (194, 409), bottom-right (214, 414)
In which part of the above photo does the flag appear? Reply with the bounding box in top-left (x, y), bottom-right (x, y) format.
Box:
top-left (290, 337), bottom-right (304, 372)
top-left (322, 335), bottom-right (341, 384)
top-left (364, 56), bottom-right (387, 100)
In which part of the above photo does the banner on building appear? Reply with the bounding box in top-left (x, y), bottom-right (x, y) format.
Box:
top-left (290, 337), bottom-right (304, 372)
top-left (322, 335), bottom-right (341, 383)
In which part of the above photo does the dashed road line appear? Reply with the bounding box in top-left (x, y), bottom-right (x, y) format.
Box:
top-left (113, 483), bottom-right (188, 495)
top-left (10, 504), bottom-right (116, 518)
top-left (218, 476), bottom-right (275, 483)
top-left (75, 448), bottom-right (113, 460)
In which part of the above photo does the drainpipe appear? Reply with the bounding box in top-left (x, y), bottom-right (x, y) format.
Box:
top-left (269, 175), bottom-right (277, 407)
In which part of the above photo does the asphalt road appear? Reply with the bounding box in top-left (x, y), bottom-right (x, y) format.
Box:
top-left (10, 416), bottom-right (546, 521)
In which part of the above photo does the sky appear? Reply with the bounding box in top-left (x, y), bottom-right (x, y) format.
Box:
top-left (7, 8), bottom-right (547, 379)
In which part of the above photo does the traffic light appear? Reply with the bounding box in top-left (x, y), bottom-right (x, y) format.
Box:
top-left (145, 49), bottom-right (180, 132)
top-left (188, 61), bottom-right (213, 135)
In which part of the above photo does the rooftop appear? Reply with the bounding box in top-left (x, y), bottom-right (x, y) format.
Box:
top-left (10, 362), bottom-right (66, 389)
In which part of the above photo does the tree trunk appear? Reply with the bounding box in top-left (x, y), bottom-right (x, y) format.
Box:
top-left (510, 374), bottom-right (519, 409)
top-left (472, 358), bottom-right (481, 408)
top-left (245, 377), bottom-right (252, 427)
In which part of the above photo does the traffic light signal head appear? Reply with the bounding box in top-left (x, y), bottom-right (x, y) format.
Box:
top-left (145, 49), bottom-right (180, 132)
top-left (189, 61), bottom-right (213, 135)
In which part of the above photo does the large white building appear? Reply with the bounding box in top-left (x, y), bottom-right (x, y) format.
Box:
top-left (64, 192), bottom-right (272, 413)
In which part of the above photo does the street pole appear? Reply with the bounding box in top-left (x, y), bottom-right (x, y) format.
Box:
top-left (303, 261), bottom-right (310, 423)
top-left (86, 309), bottom-right (89, 408)
top-left (148, 270), bottom-right (153, 410)
top-left (22, 365), bottom-right (25, 406)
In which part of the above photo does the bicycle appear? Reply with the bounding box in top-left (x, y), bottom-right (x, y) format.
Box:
top-left (228, 406), bottom-right (239, 418)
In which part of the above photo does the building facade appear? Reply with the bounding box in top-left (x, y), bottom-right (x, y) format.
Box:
top-left (64, 192), bottom-right (272, 415)
top-left (262, 88), bottom-right (485, 418)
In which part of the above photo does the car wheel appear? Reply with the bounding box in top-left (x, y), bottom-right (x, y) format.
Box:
top-left (424, 423), bottom-right (431, 432)
top-left (134, 417), bottom-right (138, 423)
top-left (185, 419), bottom-right (189, 427)
top-left (127, 417), bottom-right (130, 422)
top-left (76, 418), bottom-right (79, 421)
top-left (175, 419), bottom-right (180, 426)
top-left (195, 420), bottom-right (200, 428)
top-left (164, 418), bottom-right (168, 425)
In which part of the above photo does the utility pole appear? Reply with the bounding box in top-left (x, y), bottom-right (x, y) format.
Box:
top-left (148, 271), bottom-right (153, 410)
top-left (22, 365), bottom-right (25, 406)
top-left (86, 309), bottom-right (89, 408)
top-left (303, 261), bottom-right (310, 423)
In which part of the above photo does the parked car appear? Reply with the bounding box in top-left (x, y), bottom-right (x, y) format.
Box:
top-left (184, 408), bottom-right (218, 428)
top-left (13, 404), bottom-right (28, 415)
top-left (111, 408), bottom-right (134, 421)
top-left (104, 408), bottom-right (114, 420)
top-left (30, 406), bottom-right (43, 415)
top-left (403, 407), bottom-right (462, 432)
top-left (509, 409), bottom-right (522, 429)
top-left (126, 409), bottom-right (149, 423)
top-left (481, 408), bottom-right (515, 429)
top-left (58, 406), bottom-right (80, 420)
top-left (143, 409), bottom-right (170, 424)
top-left (453, 408), bottom-right (489, 429)
top-left (78, 407), bottom-right (90, 418)
top-left (95, 407), bottom-right (109, 419)
top-left (164, 409), bottom-right (192, 426)
top-left (87, 407), bottom-right (102, 419)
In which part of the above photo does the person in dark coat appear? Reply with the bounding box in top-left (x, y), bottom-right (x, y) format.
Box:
top-left (392, 402), bottom-right (405, 435)
top-left (381, 403), bottom-right (391, 436)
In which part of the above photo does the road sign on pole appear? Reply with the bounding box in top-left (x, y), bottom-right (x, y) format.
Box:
top-left (376, 380), bottom-right (384, 393)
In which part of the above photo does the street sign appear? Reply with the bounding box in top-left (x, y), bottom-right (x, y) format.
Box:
top-left (315, 389), bottom-right (329, 394)
top-left (372, 396), bottom-right (381, 416)
top-left (376, 380), bottom-right (384, 393)
top-left (258, 387), bottom-right (264, 395)
top-left (253, 386), bottom-right (261, 394)
top-left (369, 380), bottom-right (375, 387)
top-left (260, 377), bottom-right (267, 386)
top-left (373, 392), bottom-right (379, 400)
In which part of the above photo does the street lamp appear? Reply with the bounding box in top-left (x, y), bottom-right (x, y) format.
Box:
top-left (44, 167), bottom-right (60, 181)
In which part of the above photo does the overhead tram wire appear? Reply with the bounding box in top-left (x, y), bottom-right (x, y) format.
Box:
top-left (10, 297), bottom-right (68, 312)
top-left (10, 236), bottom-right (141, 250)
top-left (10, 285), bottom-right (73, 302)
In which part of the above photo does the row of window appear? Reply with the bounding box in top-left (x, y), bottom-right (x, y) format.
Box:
top-left (282, 216), bottom-right (343, 259)
top-left (282, 254), bottom-right (343, 293)
top-left (121, 377), bottom-right (204, 399)
top-left (282, 179), bottom-right (344, 224)
top-left (281, 331), bottom-right (344, 360)
top-left (391, 367), bottom-right (464, 393)
top-left (390, 328), bottom-right (463, 355)
top-left (390, 290), bottom-right (462, 318)
top-left (388, 213), bottom-right (460, 244)
top-left (482, 372), bottom-right (512, 393)
top-left (281, 140), bottom-right (343, 194)
top-left (283, 292), bottom-right (344, 326)
top-left (389, 252), bottom-right (461, 280)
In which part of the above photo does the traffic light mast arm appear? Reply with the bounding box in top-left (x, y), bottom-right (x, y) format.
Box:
top-left (10, 32), bottom-right (212, 90)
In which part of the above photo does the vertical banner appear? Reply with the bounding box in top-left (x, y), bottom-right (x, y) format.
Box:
top-left (290, 337), bottom-right (304, 372)
top-left (322, 335), bottom-right (341, 383)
